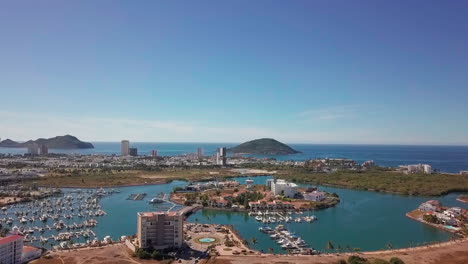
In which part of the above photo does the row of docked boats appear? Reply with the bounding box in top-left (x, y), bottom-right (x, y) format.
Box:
top-left (251, 211), bottom-right (317, 224)
top-left (259, 225), bottom-right (319, 255)
top-left (0, 188), bottom-right (115, 249)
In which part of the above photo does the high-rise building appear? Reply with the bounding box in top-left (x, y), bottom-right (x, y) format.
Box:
top-left (121, 140), bottom-right (130, 156)
top-left (137, 211), bottom-right (183, 250)
top-left (197, 148), bottom-right (203, 159)
top-left (151, 150), bottom-right (158, 157)
top-left (0, 234), bottom-right (23, 264)
top-left (27, 144), bottom-right (39, 155)
top-left (216, 147), bottom-right (227, 166)
top-left (129, 148), bottom-right (138, 157)
top-left (39, 144), bottom-right (48, 155)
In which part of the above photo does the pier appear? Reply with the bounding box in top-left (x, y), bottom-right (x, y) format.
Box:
top-left (126, 193), bottom-right (147, 200)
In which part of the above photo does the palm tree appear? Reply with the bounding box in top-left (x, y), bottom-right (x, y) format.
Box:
top-left (268, 247), bottom-right (274, 254)
top-left (386, 243), bottom-right (393, 250)
top-left (327, 240), bottom-right (334, 251)
top-left (250, 237), bottom-right (258, 244)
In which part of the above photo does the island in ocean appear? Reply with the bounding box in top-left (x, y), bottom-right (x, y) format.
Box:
top-left (0, 135), bottom-right (94, 149)
top-left (228, 138), bottom-right (300, 155)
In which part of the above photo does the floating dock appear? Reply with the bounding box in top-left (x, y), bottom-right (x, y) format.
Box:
top-left (126, 193), bottom-right (147, 201)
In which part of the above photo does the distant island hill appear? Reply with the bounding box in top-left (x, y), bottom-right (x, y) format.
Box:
top-left (0, 135), bottom-right (94, 149)
top-left (228, 138), bottom-right (300, 155)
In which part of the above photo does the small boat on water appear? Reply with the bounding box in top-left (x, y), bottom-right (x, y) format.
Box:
top-left (245, 179), bottom-right (254, 184)
top-left (149, 198), bottom-right (164, 204)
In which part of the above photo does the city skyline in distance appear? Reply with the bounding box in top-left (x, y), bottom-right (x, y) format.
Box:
top-left (1, 1), bottom-right (468, 145)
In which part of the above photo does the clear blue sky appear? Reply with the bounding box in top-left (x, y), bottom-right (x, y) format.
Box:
top-left (1, 0), bottom-right (467, 144)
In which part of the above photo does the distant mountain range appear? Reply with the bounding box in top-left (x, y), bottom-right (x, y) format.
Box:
top-left (0, 135), bottom-right (94, 149)
top-left (228, 138), bottom-right (300, 155)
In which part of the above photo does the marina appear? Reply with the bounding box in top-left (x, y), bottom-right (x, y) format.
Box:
top-left (0, 176), bottom-right (465, 253)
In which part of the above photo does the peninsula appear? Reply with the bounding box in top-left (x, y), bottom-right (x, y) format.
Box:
top-left (0, 135), bottom-right (94, 149)
top-left (228, 138), bottom-right (300, 155)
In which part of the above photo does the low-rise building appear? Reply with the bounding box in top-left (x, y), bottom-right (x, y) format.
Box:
top-left (0, 234), bottom-right (23, 264)
top-left (405, 164), bottom-right (432, 174)
top-left (419, 200), bottom-right (441, 212)
top-left (303, 191), bottom-right (327, 202)
top-left (137, 211), bottom-right (183, 250)
top-left (210, 199), bottom-right (228, 208)
top-left (21, 245), bottom-right (41, 263)
top-left (271, 179), bottom-right (298, 198)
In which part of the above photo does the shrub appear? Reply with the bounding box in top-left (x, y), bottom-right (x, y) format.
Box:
top-left (348, 255), bottom-right (368, 264)
top-left (389, 257), bottom-right (405, 264)
top-left (423, 214), bottom-right (439, 224)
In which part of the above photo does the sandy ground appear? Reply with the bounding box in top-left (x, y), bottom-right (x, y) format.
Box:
top-left (207, 238), bottom-right (468, 264)
top-left (30, 238), bottom-right (468, 264)
top-left (31, 244), bottom-right (152, 264)
top-left (0, 197), bottom-right (25, 205)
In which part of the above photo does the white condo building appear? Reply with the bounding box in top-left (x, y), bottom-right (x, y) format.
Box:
top-left (407, 164), bottom-right (432, 174)
top-left (121, 140), bottom-right (130, 156)
top-left (270, 179), bottom-right (298, 198)
top-left (216, 147), bottom-right (227, 166)
top-left (0, 235), bottom-right (23, 264)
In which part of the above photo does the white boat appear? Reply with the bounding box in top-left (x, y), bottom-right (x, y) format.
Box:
top-left (255, 216), bottom-right (262, 221)
top-left (149, 198), bottom-right (164, 204)
top-left (245, 179), bottom-right (254, 184)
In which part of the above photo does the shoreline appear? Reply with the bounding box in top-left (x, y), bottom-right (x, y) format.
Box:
top-left (406, 210), bottom-right (463, 235)
top-left (34, 173), bottom-right (468, 197)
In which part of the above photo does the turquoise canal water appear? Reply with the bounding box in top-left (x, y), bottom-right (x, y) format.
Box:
top-left (185, 176), bottom-right (465, 253)
top-left (9, 176), bottom-right (466, 253)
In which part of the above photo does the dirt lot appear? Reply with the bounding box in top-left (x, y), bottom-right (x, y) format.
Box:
top-left (31, 238), bottom-right (468, 264)
top-left (207, 238), bottom-right (468, 264)
top-left (31, 244), bottom-right (156, 264)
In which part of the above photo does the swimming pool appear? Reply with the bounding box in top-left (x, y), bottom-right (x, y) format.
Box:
top-left (198, 238), bottom-right (216, 243)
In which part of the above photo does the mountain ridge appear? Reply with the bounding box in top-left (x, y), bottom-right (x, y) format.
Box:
top-left (0, 135), bottom-right (94, 149)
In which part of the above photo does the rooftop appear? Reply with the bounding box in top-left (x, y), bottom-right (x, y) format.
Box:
top-left (23, 245), bottom-right (40, 253)
top-left (0, 235), bottom-right (23, 245)
top-left (138, 211), bottom-right (180, 217)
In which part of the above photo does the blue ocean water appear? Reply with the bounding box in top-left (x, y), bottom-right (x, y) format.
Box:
top-left (1, 143), bottom-right (468, 173)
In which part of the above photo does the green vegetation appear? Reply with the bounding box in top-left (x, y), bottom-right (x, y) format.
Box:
top-left (389, 257), bottom-right (405, 264)
top-left (372, 259), bottom-right (390, 264)
top-left (348, 256), bottom-right (369, 264)
top-left (423, 214), bottom-right (439, 224)
top-left (231, 191), bottom-right (264, 207)
top-left (134, 248), bottom-right (174, 261)
top-left (277, 167), bottom-right (468, 196)
top-left (334, 257), bottom-right (405, 264)
top-left (25, 159), bottom-right (468, 196)
top-left (228, 138), bottom-right (300, 155)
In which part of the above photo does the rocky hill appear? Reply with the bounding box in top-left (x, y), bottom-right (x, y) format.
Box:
top-left (228, 138), bottom-right (300, 155)
top-left (0, 135), bottom-right (94, 149)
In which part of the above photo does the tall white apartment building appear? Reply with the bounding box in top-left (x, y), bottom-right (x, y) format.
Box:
top-left (0, 235), bottom-right (23, 264)
top-left (216, 147), bottom-right (227, 166)
top-left (137, 211), bottom-right (183, 250)
top-left (121, 140), bottom-right (130, 156)
top-left (197, 148), bottom-right (204, 159)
